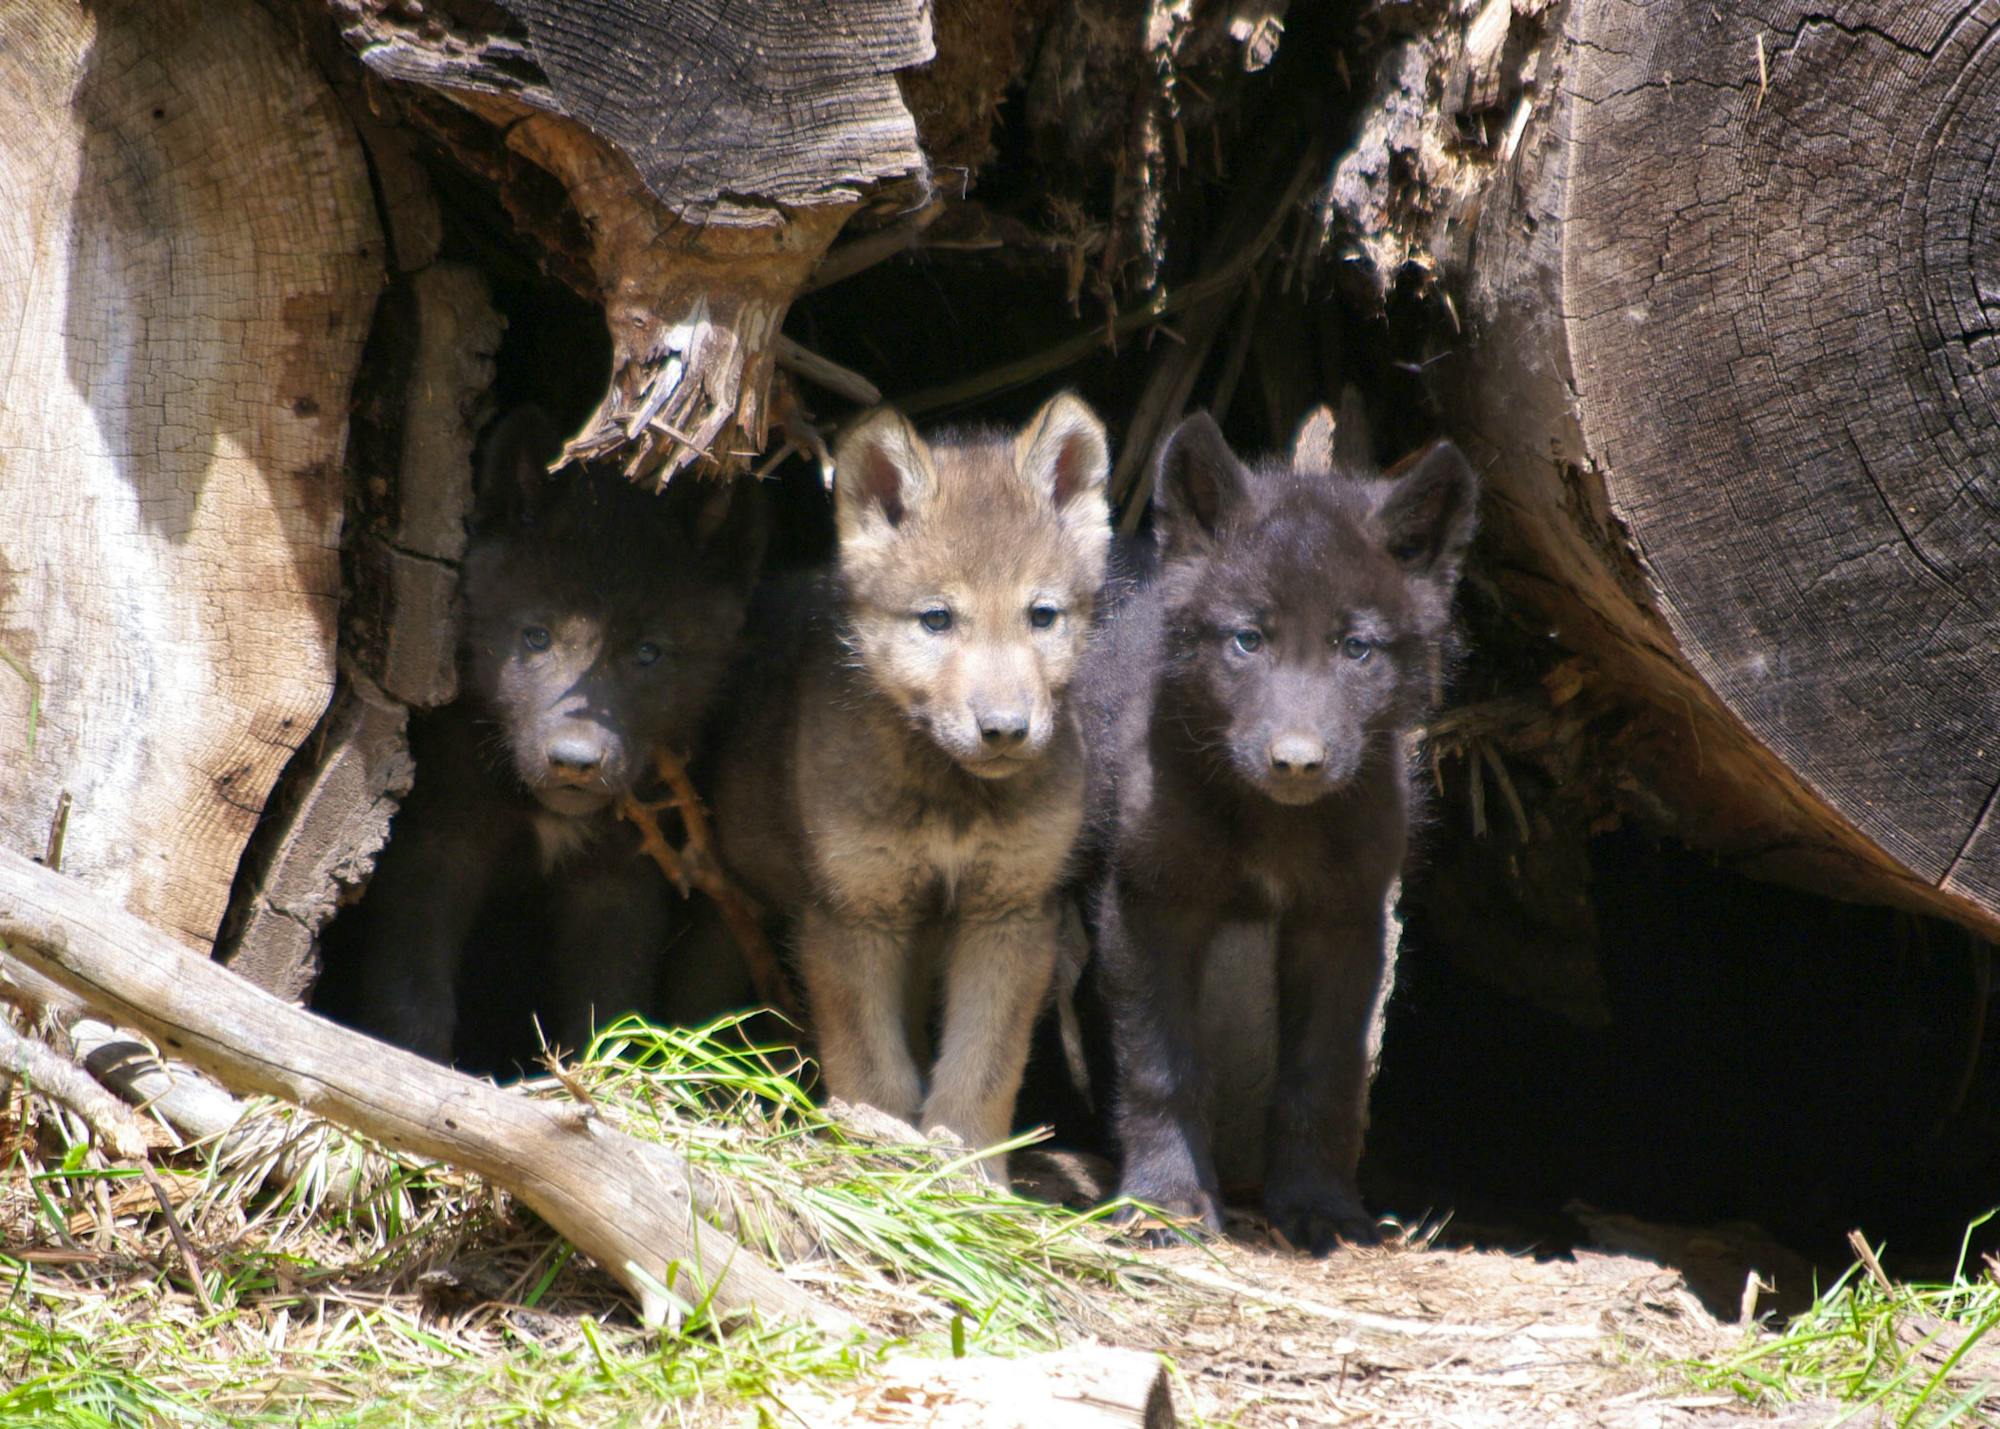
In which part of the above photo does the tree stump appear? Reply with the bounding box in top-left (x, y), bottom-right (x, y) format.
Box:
top-left (1386, 1), bottom-right (2000, 937)
top-left (0, 0), bottom-right (380, 950)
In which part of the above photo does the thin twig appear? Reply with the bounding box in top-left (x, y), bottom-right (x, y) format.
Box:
top-left (42, 790), bottom-right (71, 872)
top-left (774, 335), bottom-right (882, 407)
top-left (1479, 741), bottom-right (1532, 844)
top-left (145, 1166), bottom-right (218, 1317)
top-left (1847, 1229), bottom-right (1895, 1295)
top-left (620, 750), bottom-right (804, 1027)
top-left (804, 200), bottom-right (945, 293)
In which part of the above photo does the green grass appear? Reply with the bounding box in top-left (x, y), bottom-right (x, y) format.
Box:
top-left (571, 1014), bottom-right (1163, 1341)
top-left (0, 1013), bottom-right (1166, 1427)
top-left (1693, 1214), bottom-right (2000, 1428)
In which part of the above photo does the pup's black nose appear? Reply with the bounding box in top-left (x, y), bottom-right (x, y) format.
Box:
top-left (547, 735), bottom-right (607, 777)
top-left (978, 710), bottom-right (1031, 750)
top-left (1268, 734), bottom-right (1327, 776)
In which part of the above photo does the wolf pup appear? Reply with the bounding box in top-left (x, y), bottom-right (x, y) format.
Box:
top-left (323, 409), bottom-right (763, 1066)
top-left (1082, 408), bottom-right (1476, 1251)
top-left (712, 394), bottom-right (1112, 1180)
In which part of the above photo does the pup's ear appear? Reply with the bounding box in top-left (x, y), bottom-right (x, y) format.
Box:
top-left (1014, 390), bottom-right (1110, 517)
top-left (685, 475), bottom-right (769, 595)
top-left (1289, 404), bottom-right (1337, 473)
top-left (1154, 411), bottom-right (1248, 554)
top-left (833, 406), bottom-right (937, 545)
top-left (1376, 439), bottom-right (1479, 583)
top-left (474, 406), bottom-right (563, 528)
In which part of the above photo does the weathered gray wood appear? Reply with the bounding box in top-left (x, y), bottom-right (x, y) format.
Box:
top-left (0, 848), bottom-right (849, 1331)
top-left (788, 1347), bottom-right (1177, 1429)
top-left (223, 261), bottom-right (500, 999)
top-left (0, 0), bottom-right (380, 952)
top-left (1561, 3), bottom-right (2000, 920)
top-left (1426, 1), bottom-right (2000, 936)
top-left (219, 680), bottom-right (411, 999)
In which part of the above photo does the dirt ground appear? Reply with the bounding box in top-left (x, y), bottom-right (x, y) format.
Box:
top-left (899, 1152), bottom-right (1841, 1429)
top-left (799, 1216), bottom-right (1852, 1429)
top-left (1110, 1233), bottom-right (1845, 1428)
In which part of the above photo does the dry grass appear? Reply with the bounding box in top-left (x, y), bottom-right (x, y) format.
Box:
top-left (0, 1011), bottom-right (1856, 1427)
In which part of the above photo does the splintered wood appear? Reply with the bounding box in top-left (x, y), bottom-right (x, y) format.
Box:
top-left (336, 0), bottom-right (932, 485)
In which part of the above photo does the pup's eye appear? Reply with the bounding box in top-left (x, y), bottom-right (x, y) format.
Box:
top-left (1342, 636), bottom-right (1374, 662)
top-left (522, 626), bottom-right (551, 652)
top-left (1232, 628), bottom-right (1264, 654)
top-left (919, 607), bottom-right (954, 633)
top-left (1029, 602), bottom-right (1061, 630)
top-left (635, 641), bottom-right (662, 667)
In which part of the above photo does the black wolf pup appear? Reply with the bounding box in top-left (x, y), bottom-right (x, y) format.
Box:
top-left (322, 409), bottom-right (763, 1066)
top-left (1083, 408), bottom-right (1476, 1251)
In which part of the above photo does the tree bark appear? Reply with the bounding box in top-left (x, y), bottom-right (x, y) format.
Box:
top-left (0, 0), bottom-right (382, 953)
top-left (1425, 0), bottom-right (2000, 936)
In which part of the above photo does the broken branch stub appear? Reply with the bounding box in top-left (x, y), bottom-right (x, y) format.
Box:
top-left (335, 0), bottom-right (934, 484)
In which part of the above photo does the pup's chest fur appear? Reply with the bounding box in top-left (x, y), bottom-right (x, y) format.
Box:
top-left (798, 677), bottom-right (1085, 922)
top-left (1119, 736), bottom-right (1408, 920)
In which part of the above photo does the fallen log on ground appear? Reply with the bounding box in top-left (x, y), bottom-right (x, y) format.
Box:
top-left (0, 1015), bottom-right (153, 1160)
top-left (0, 847), bottom-right (850, 1333)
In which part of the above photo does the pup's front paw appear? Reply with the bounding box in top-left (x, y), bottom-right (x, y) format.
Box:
top-left (1263, 1175), bottom-right (1380, 1255)
top-left (1114, 1174), bottom-right (1223, 1249)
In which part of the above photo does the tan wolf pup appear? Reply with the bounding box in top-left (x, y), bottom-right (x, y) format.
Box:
top-left (712, 393), bottom-right (1112, 1180)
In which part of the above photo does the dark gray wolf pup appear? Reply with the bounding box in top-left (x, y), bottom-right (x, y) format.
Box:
top-left (1082, 408), bottom-right (1476, 1250)
top-left (323, 409), bottom-right (763, 1065)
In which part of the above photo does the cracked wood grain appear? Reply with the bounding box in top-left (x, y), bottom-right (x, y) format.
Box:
top-left (0, 0), bottom-right (381, 952)
top-left (1447, 0), bottom-right (2000, 937)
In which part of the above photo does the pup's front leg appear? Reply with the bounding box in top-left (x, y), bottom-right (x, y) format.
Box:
top-left (1263, 902), bottom-right (1387, 1253)
top-left (799, 906), bottom-right (924, 1120)
top-left (348, 816), bottom-right (507, 1062)
top-left (921, 900), bottom-right (1061, 1184)
top-left (1100, 886), bottom-right (1225, 1235)
top-left (543, 851), bottom-right (675, 1055)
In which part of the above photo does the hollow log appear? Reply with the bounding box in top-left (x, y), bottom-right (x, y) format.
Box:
top-left (1386, 1), bottom-right (2000, 936)
top-left (210, 0), bottom-right (940, 999)
top-left (0, 0), bottom-right (381, 952)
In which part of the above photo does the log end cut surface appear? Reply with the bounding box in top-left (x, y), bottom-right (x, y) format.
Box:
top-left (1563, 2), bottom-right (2000, 919)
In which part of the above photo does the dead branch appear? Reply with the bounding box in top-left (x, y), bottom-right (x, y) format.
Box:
top-left (621, 748), bottom-right (805, 1027)
top-left (804, 199), bottom-right (945, 293)
top-left (0, 848), bottom-right (849, 1332)
top-left (0, 1015), bottom-right (152, 1160)
top-left (783, 1346), bottom-right (1178, 1428)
